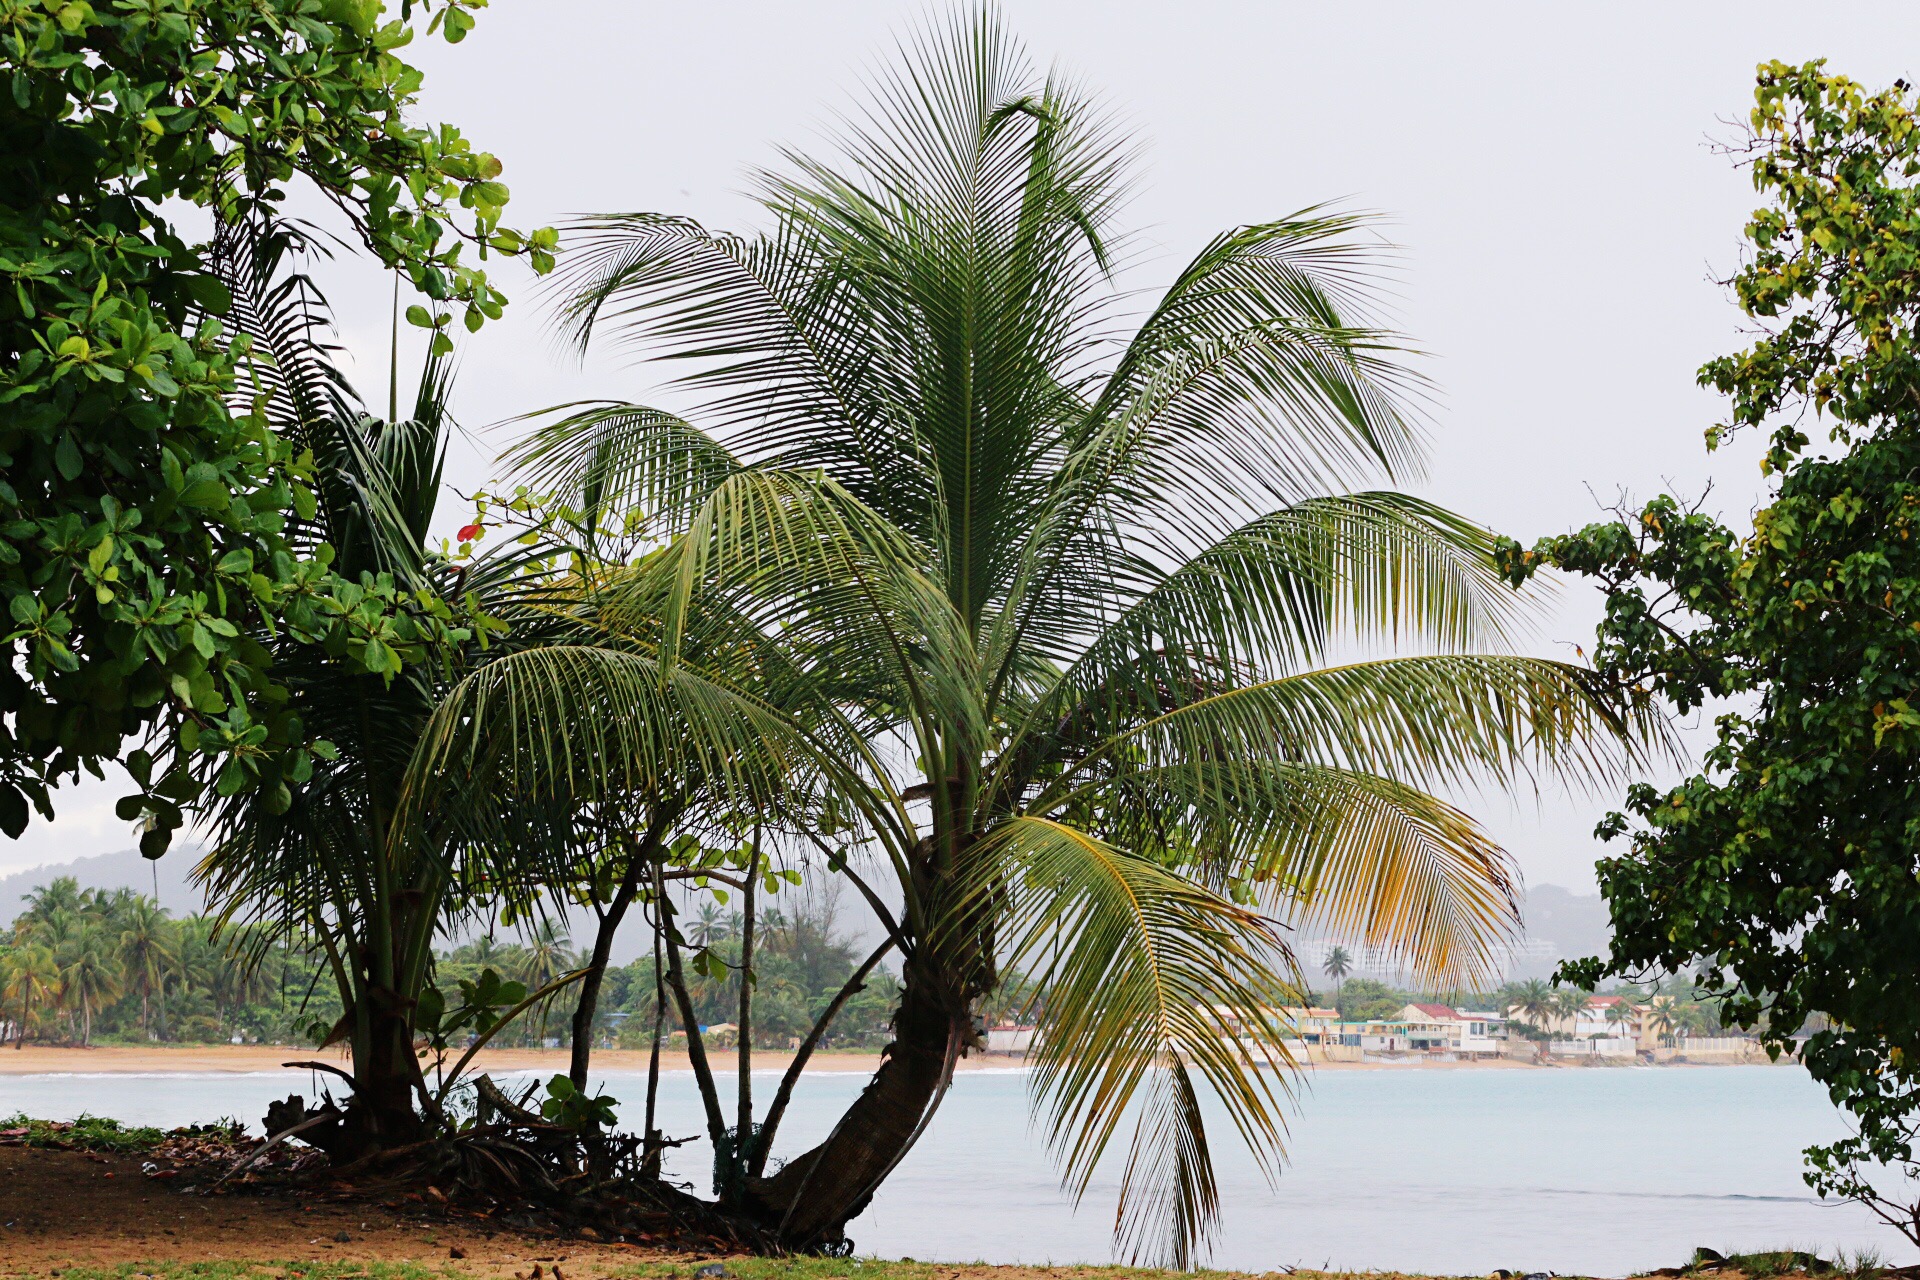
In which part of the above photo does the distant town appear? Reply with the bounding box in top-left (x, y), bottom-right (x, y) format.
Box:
top-left (990, 993), bottom-right (1774, 1065)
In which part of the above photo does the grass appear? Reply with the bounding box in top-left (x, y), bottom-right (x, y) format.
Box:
top-left (0, 1111), bottom-right (244, 1153)
top-left (0, 1112), bottom-right (174, 1153)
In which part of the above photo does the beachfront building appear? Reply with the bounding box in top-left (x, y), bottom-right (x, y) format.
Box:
top-left (986, 1023), bottom-right (1035, 1053)
top-left (1394, 1004), bottom-right (1507, 1055)
top-left (1282, 1006), bottom-right (1341, 1044)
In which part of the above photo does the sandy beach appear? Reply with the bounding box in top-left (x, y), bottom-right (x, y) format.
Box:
top-left (0, 1043), bottom-right (1545, 1076)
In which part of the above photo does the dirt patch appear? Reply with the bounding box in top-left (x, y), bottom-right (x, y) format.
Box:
top-left (0, 1146), bottom-right (692, 1276)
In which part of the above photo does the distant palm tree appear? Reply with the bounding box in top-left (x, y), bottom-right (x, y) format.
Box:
top-left (19, 878), bottom-right (87, 928)
top-left (1677, 1001), bottom-right (1716, 1040)
top-left (1552, 985), bottom-right (1590, 1037)
top-left (2, 945), bottom-right (58, 1048)
top-left (57, 920), bottom-right (122, 1046)
top-left (688, 902), bottom-right (732, 949)
top-left (1604, 999), bottom-right (1637, 1040)
top-left (168, 918), bottom-right (220, 1029)
top-left (1322, 946), bottom-right (1353, 1000)
top-left (116, 899), bottom-right (175, 1040)
top-left (518, 919), bottom-right (575, 1041)
top-left (1513, 978), bottom-right (1554, 1032)
top-left (1645, 995), bottom-right (1679, 1047)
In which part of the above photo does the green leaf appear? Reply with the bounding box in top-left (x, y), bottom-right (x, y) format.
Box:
top-left (0, 783), bottom-right (27, 839)
top-left (54, 434), bottom-right (82, 481)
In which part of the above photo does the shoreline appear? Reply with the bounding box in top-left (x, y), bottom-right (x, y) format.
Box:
top-left (0, 1043), bottom-right (1779, 1077)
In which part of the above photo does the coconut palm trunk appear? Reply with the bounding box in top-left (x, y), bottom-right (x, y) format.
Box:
top-left (749, 922), bottom-right (974, 1240)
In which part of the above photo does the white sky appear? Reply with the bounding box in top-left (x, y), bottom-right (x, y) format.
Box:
top-left (11, 2), bottom-right (1917, 888)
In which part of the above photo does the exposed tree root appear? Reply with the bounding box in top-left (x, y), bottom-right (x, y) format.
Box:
top-left (191, 1076), bottom-right (778, 1254)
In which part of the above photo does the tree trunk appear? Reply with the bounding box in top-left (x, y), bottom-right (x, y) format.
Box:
top-left (355, 987), bottom-right (428, 1145)
top-left (569, 861), bottom-right (644, 1091)
top-left (300, 984), bottom-right (428, 1164)
top-left (736, 833), bottom-right (758, 1159)
top-left (743, 944), bottom-right (971, 1250)
top-left (642, 910), bottom-right (666, 1179)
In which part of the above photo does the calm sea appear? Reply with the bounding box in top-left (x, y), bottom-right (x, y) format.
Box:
top-left (3, 1063), bottom-right (1910, 1276)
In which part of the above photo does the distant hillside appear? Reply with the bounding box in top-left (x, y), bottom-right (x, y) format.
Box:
top-left (0, 844), bottom-right (209, 920)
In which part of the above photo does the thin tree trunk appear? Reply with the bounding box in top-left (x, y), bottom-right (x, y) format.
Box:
top-left (736, 830), bottom-right (759, 1162)
top-left (568, 857), bottom-right (646, 1091)
top-left (642, 901), bottom-right (666, 1179)
top-left (653, 860), bottom-right (727, 1150)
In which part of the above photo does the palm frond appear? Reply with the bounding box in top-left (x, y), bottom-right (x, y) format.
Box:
top-left (1055, 759), bottom-right (1518, 987)
top-left (498, 401), bottom-right (740, 532)
top-left (1050, 655), bottom-right (1660, 805)
top-left (951, 815), bottom-right (1298, 1267)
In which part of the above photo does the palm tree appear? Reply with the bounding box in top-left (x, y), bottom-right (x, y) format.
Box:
top-left (19, 878), bottom-right (86, 927)
top-left (1645, 995), bottom-right (1680, 1047)
top-left (2, 944), bottom-right (58, 1047)
top-left (57, 920), bottom-right (122, 1046)
top-left (1512, 978), bottom-right (1555, 1032)
top-left (517, 918), bottom-right (575, 1042)
top-left (688, 902), bottom-right (732, 949)
top-left (117, 898), bottom-right (175, 1040)
top-left (473, 11), bottom-right (1657, 1260)
top-left (1553, 985), bottom-right (1591, 1037)
top-left (186, 214), bottom-right (579, 1157)
top-left (1604, 999), bottom-right (1638, 1040)
top-left (1321, 946), bottom-right (1353, 999)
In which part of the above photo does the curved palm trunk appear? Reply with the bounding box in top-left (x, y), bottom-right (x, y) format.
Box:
top-left (743, 942), bottom-right (972, 1249)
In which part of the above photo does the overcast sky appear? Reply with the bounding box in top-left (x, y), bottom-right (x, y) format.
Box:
top-left (9, 2), bottom-right (1918, 889)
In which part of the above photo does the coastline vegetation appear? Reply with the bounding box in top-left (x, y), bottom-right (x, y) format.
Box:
top-left (0, 877), bottom-right (900, 1051)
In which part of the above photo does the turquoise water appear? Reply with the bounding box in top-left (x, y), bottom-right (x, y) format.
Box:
top-left (2, 1063), bottom-right (1909, 1275)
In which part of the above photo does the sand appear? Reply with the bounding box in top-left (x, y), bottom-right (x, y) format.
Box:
top-left (0, 1043), bottom-right (1548, 1077)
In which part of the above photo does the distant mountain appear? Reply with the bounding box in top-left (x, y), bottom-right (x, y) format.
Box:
top-left (0, 844), bottom-right (210, 920)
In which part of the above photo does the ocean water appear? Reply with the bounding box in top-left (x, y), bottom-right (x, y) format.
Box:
top-left (2, 1062), bottom-right (1911, 1276)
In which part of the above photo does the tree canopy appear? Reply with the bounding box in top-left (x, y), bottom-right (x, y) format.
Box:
top-left (1506, 62), bottom-right (1920, 1242)
top-left (0, 0), bottom-right (552, 846)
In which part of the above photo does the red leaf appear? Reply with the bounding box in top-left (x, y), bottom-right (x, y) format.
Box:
top-left (457, 523), bottom-right (482, 542)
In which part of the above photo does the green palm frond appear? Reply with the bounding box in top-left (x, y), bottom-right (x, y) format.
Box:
top-left (1053, 655), bottom-right (1658, 804)
top-left (401, 645), bottom-right (802, 830)
top-left (210, 214), bottom-right (360, 455)
top-left (498, 401), bottom-right (740, 532)
top-left (1059, 758), bottom-right (1517, 987)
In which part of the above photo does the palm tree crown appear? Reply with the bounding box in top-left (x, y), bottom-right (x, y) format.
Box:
top-left (421, 8), bottom-right (1659, 1263)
